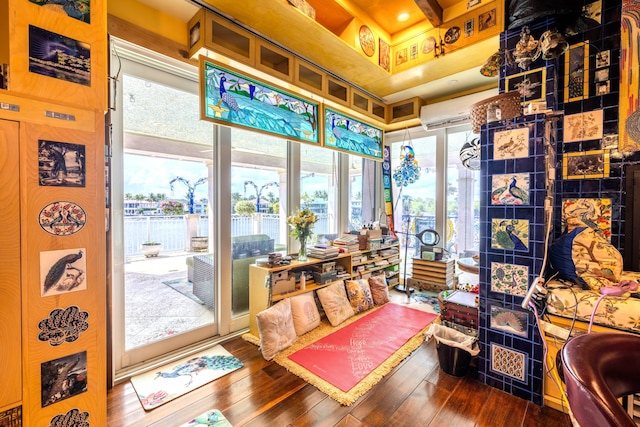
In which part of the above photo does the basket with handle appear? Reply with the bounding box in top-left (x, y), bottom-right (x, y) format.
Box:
top-left (470, 91), bottom-right (522, 133)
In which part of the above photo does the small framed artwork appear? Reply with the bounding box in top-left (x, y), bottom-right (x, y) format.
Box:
top-left (40, 248), bottom-right (87, 297)
top-left (38, 140), bottom-right (86, 187)
top-left (464, 19), bottom-right (474, 37)
top-left (565, 42), bottom-right (590, 102)
top-left (478, 9), bottom-right (496, 31)
top-left (395, 48), bottom-right (407, 66)
top-left (379, 39), bottom-right (390, 72)
top-left (596, 50), bottom-right (610, 68)
top-left (563, 110), bottom-right (603, 142)
top-left (410, 43), bottom-right (418, 60)
top-left (563, 149), bottom-right (610, 179)
top-left (41, 351), bottom-right (87, 407)
top-left (596, 80), bottom-right (610, 95)
top-left (29, 26), bottom-right (91, 86)
top-left (505, 67), bottom-right (546, 104)
top-left (490, 305), bottom-right (529, 338)
top-left (594, 68), bottom-right (609, 82)
top-left (493, 127), bottom-right (529, 160)
top-left (491, 173), bottom-right (530, 205)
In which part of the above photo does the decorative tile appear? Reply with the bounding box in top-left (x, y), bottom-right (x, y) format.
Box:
top-left (38, 306), bottom-right (89, 346)
top-left (490, 262), bottom-right (529, 296)
top-left (41, 351), bottom-right (88, 407)
top-left (40, 248), bottom-right (87, 297)
top-left (490, 305), bottom-right (528, 337)
top-left (48, 408), bottom-right (89, 427)
top-left (562, 198), bottom-right (612, 240)
top-left (491, 173), bottom-right (530, 205)
top-left (563, 110), bottom-right (603, 142)
top-left (38, 201), bottom-right (86, 236)
top-left (493, 127), bottom-right (529, 160)
top-left (491, 219), bottom-right (529, 251)
top-left (491, 343), bottom-right (527, 382)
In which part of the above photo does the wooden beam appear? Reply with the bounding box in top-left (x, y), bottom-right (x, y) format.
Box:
top-left (413, 0), bottom-right (443, 27)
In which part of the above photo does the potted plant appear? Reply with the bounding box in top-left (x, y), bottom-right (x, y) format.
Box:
top-left (141, 241), bottom-right (162, 257)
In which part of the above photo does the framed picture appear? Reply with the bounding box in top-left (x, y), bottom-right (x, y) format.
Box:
top-left (596, 80), bottom-right (611, 95)
top-left (594, 68), bottom-right (609, 83)
top-left (562, 149), bottom-right (610, 179)
top-left (505, 67), bottom-right (546, 103)
top-left (396, 48), bottom-right (408, 66)
top-left (38, 140), bottom-right (86, 187)
top-left (490, 305), bottom-right (528, 338)
top-left (29, 26), bottom-right (91, 86)
top-left (464, 19), bottom-right (474, 37)
top-left (596, 50), bottom-right (610, 68)
top-left (565, 42), bottom-right (590, 102)
top-left (379, 39), bottom-right (390, 72)
top-left (200, 58), bottom-right (320, 145)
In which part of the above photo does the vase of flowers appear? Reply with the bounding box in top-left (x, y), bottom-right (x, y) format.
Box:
top-left (286, 207), bottom-right (317, 262)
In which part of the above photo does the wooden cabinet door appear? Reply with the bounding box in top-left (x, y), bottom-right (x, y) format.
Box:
top-left (0, 119), bottom-right (21, 408)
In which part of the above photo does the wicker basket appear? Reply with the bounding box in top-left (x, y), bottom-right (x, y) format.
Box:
top-left (470, 91), bottom-right (522, 133)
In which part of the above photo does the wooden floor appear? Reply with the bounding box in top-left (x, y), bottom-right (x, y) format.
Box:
top-left (107, 336), bottom-right (572, 427)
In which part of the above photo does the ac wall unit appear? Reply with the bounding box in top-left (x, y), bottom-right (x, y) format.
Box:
top-left (420, 88), bottom-right (498, 131)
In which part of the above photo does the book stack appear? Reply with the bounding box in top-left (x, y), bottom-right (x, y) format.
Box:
top-left (307, 244), bottom-right (340, 259)
top-left (410, 258), bottom-right (455, 289)
top-left (332, 234), bottom-right (360, 253)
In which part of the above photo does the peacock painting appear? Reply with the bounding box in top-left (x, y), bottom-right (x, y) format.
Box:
top-left (491, 173), bottom-right (530, 205)
top-left (491, 219), bottom-right (529, 251)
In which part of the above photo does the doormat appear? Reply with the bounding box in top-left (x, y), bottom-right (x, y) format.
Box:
top-left (162, 278), bottom-right (204, 305)
top-left (410, 290), bottom-right (441, 314)
top-left (179, 409), bottom-right (232, 426)
top-left (130, 345), bottom-right (243, 410)
top-left (280, 303), bottom-right (437, 405)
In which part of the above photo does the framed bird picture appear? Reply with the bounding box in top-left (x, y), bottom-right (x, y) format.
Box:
top-left (199, 57), bottom-right (320, 145)
top-left (40, 248), bottom-right (87, 297)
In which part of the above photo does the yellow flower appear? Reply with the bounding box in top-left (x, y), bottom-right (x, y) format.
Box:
top-left (287, 207), bottom-right (318, 240)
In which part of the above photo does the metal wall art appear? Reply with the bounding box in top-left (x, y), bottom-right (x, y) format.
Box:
top-left (38, 306), bottom-right (89, 346)
top-left (38, 140), bottom-right (86, 187)
top-left (200, 58), bottom-right (319, 145)
top-left (38, 201), bottom-right (86, 236)
top-left (324, 107), bottom-right (383, 160)
top-left (40, 248), bottom-right (87, 297)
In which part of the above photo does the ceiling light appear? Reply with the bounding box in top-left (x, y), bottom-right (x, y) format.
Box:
top-left (398, 13), bottom-right (409, 22)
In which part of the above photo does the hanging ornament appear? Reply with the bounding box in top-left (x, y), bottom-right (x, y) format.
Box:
top-left (393, 143), bottom-right (421, 187)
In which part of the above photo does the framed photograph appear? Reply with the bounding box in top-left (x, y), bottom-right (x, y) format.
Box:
top-left (41, 351), bottom-right (87, 407)
top-left (490, 305), bottom-right (528, 338)
top-left (464, 19), bottom-right (474, 37)
top-left (563, 149), bottom-right (610, 179)
top-left (594, 68), bottom-right (609, 83)
top-left (38, 140), bottom-right (86, 187)
top-left (596, 50), bottom-right (610, 68)
top-left (505, 67), bottom-right (546, 103)
top-left (200, 58), bottom-right (320, 145)
top-left (565, 42), bottom-right (590, 102)
top-left (29, 26), bottom-right (91, 86)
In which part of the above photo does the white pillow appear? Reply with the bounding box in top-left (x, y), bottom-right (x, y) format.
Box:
top-left (256, 298), bottom-right (297, 360)
top-left (289, 292), bottom-right (321, 335)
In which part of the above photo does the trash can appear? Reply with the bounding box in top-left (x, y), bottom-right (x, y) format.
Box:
top-left (427, 323), bottom-right (480, 377)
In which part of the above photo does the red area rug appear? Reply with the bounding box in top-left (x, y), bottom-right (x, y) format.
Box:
top-left (286, 303), bottom-right (437, 402)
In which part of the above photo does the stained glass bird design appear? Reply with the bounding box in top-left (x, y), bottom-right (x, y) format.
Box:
top-left (219, 74), bottom-right (239, 112)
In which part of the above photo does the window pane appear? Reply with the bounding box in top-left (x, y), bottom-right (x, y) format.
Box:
top-left (300, 144), bottom-right (338, 241)
top-left (348, 154), bottom-right (376, 231)
top-left (447, 130), bottom-right (480, 257)
top-left (230, 129), bottom-right (287, 316)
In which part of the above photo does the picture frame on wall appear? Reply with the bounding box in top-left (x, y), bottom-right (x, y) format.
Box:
top-left (565, 42), bottom-right (590, 102)
top-left (563, 149), bottom-right (610, 179)
top-left (505, 67), bottom-right (546, 104)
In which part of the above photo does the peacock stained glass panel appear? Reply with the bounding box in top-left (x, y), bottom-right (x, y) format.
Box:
top-left (491, 219), bottom-right (529, 251)
top-left (491, 173), bottom-right (530, 205)
top-left (200, 59), bottom-right (319, 145)
top-left (324, 107), bottom-right (384, 160)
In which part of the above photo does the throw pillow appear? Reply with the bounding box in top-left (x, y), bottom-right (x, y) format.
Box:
top-left (368, 275), bottom-right (390, 305)
top-left (289, 292), bottom-right (321, 335)
top-left (345, 279), bottom-right (375, 313)
top-left (316, 281), bottom-right (355, 326)
top-left (256, 298), bottom-right (297, 360)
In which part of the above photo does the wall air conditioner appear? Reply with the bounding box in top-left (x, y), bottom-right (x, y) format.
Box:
top-left (420, 88), bottom-right (498, 131)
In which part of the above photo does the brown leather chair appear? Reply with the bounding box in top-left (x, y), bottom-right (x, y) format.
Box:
top-left (561, 333), bottom-right (640, 427)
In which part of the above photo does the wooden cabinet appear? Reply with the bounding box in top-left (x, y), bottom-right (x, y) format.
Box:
top-left (0, 119), bottom-right (21, 411)
top-left (248, 244), bottom-right (401, 336)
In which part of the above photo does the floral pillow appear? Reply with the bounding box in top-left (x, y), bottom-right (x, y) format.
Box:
top-left (345, 279), bottom-right (375, 313)
top-left (368, 275), bottom-right (390, 305)
top-left (316, 281), bottom-right (355, 326)
top-left (256, 298), bottom-right (297, 360)
top-left (289, 292), bottom-right (321, 335)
